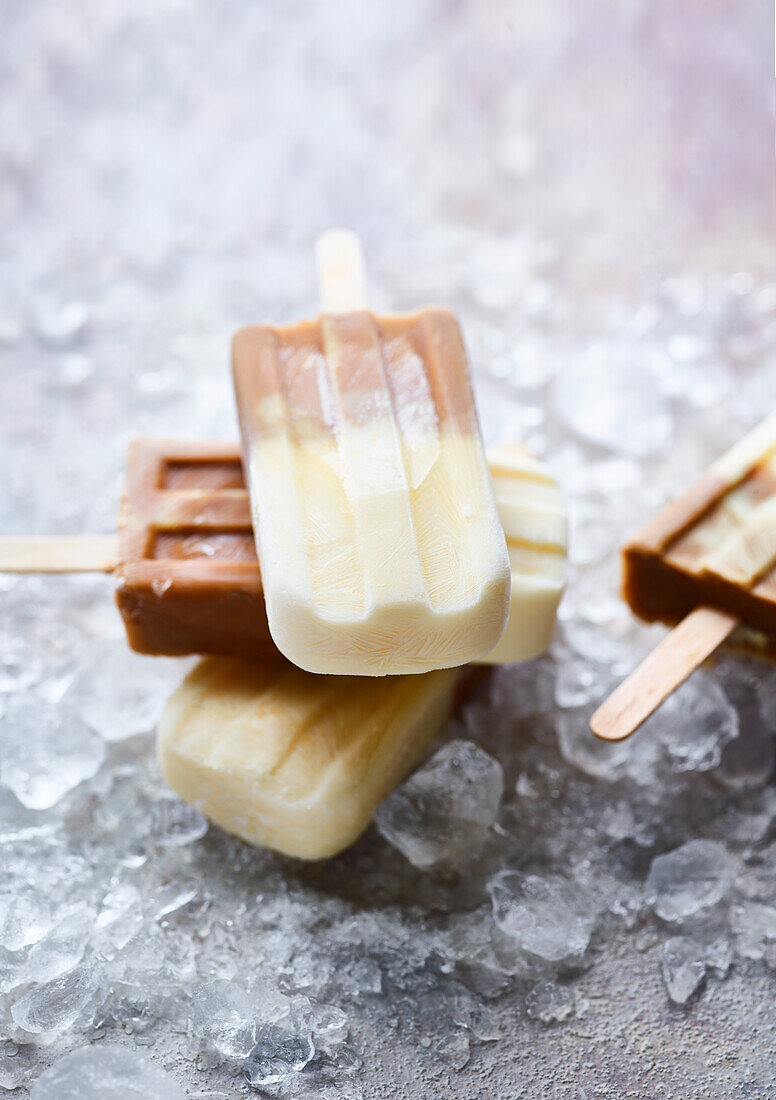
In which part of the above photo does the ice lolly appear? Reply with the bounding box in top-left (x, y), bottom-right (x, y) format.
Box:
top-left (592, 412), bottom-right (776, 741)
top-left (158, 653), bottom-right (462, 859)
top-left (0, 437), bottom-right (565, 663)
top-left (231, 230), bottom-right (511, 675)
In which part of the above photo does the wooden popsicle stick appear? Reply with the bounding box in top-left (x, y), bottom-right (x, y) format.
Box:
top-left (0, 534), bottom-right (119, 574)
top-left (590, 605), bottom-right (739, 742)
top-left (315, 229), bottom-right (369, 313)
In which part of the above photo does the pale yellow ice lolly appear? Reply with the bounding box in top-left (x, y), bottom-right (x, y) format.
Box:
top-left (158, 654), bottom-right (461, 859)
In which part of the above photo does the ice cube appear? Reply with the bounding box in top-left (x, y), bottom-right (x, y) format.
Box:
top-left (487, 870), bottom-right (598, 962)
top-left (244, 1023), bottom-right (315, 1089)
top-left (95, 884), bottom-right (144, 956)
top-left (29, 1045), bottom-right (187, 1099)
top-left (293, 999), bottom-right (349, 1055)
top-left (661, 937), bottom-right (707, 1004)
top-left (11, 962), bottom-right (95, 1033)
top-left (558, 674), bottom-right (737, 784)
top-left (269, 1050), bottom-right (363, 1100)
top-left (644, 840), bottom-right (737, 922)
top-left (23, 904), bottom-right (93, 984)
top-left (0, 888), bottom-right (53, 951)
top-left (375, 740), bottom-right (504, 869)
top-left (657, 675), bottom-right (738, 774)
top-left (525, 980), bottom-right (578, 1023)
top-left (65, 644), bottom-right (180, 742)
top-left (435, 1029), bottom-right (471, 1069)
top-left (702, 932), bottom-right (733, 977)
top-left (0, 698), bottom-right (105, 809)
top-left (443, 981), bottom-right (499, 1041)
top-left (159, 929), bottom-right (197, 982)
top-left (730, 901), bottom-right (776, 960)
top-left (191, 979), bottom-right (257, 1060)
top-left (556, 708), bottom-right (632, 780)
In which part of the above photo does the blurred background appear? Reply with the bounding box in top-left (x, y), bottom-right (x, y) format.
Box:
top-left (1, 0), bottom-right (774, 537)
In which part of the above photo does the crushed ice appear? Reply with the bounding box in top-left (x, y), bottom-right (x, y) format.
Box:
top-left (2, 0), bottom-right (776, 1092)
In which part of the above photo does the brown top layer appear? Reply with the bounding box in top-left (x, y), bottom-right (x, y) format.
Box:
top-left (117, 438), bottom-right (258, 584)
top-left (232, 307), bottom-right (480, 441)
top-left (114, 439), bottom-right (275, 657)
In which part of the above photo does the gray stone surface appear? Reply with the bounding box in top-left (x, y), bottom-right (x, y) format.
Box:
top-left (1, 0), bottom-right (775, 1096)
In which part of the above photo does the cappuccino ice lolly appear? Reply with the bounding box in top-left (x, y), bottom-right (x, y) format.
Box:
top-left (231, 232), bottom-right (510, 676)
top-left (593, 411), bottom-right (776, 741)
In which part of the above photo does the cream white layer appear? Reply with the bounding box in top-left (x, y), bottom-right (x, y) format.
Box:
top-left (249, 423), bottom-right (510, 675)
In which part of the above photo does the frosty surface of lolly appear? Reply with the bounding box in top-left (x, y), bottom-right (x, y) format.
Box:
top-left (158, 654), bottom-right (461, 859)
top-left (231, 308), bottom-right (511, 675)
top-left (114, 439), bottom-right (565, 664)
top-left (622, 411), bottom-right (776, 651)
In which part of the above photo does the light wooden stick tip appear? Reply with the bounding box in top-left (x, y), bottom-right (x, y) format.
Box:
top-left (0, 534), bottom-right (119, 574)
top-left (315, 228), bottom-right (368, 314)
top-left (590, 605), bottom-right (739, 742)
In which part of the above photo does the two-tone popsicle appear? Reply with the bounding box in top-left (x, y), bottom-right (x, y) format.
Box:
top-left (231, 230), bottom-right (511, 675)
top-left (592, 411), bottom-right (776, 740)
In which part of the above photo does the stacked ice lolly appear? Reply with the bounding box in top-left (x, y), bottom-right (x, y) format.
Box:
top-left (146, 438), bottom-right (566, 859)
top-left (115, 430), bottom-right (566, 859)
top-left (0, 231), bottom-right (568, 858)
top-left (592, 411), bottom-right (776, 741)
top-left (117, 434), bottom-right (566, 858)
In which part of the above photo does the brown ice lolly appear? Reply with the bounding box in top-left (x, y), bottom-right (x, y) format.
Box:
top-left (591, 412), bottom-right (776, 741)
top-left (113, 438), bottom-right (274, 658)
